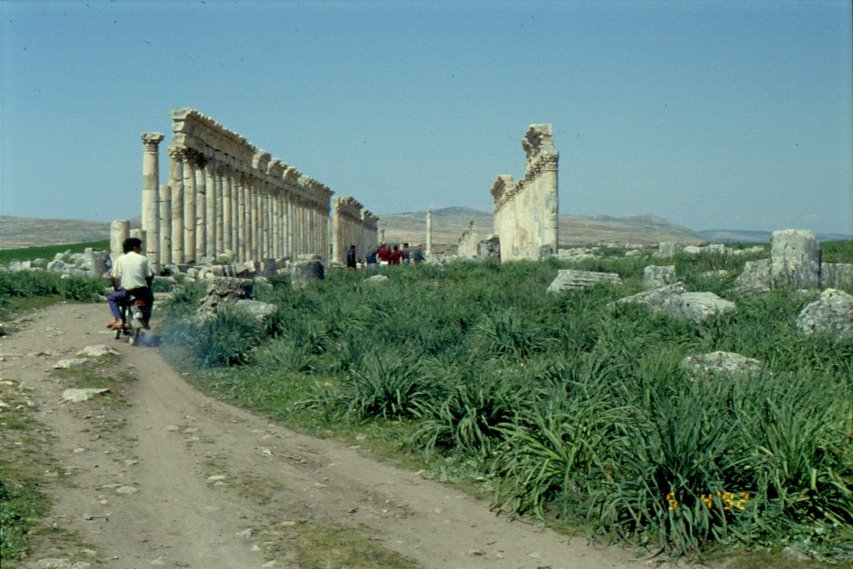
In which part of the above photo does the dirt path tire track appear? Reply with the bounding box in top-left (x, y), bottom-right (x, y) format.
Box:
top-left (2, 302), bottom-right (669, 569)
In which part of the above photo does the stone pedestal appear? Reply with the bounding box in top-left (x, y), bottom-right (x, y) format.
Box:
top-left (771, 229), bottom-right (821, 289)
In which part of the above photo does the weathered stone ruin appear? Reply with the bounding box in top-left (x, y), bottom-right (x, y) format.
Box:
top-left (134, 109), bottom-right (378, 275)
top-left (614, 283), bottom-right (736, 323)
top-left (680, 351), bottom-right (768, 379)
top-left (457, 220), bottom-right (480, 258)
top-left (547, 269), bottom-right (622, 292)
top-left (331, 196), bottom-right (379, 265)
top-left (490, 124), bottom-right (559, 262)
top-left (795, 288), bottom-right (853, 339)
top-left (734, 229), bottom-right (851, 293)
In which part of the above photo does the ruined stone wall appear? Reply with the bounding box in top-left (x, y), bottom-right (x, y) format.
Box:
top-left (457, 220), bottom-right (480, 258)
top-left (490, 124), bottom-right (559, 262)
top-left (331, 196), bottom-right (379, 264)
top-left (140, 108), bottom-right (355, 271)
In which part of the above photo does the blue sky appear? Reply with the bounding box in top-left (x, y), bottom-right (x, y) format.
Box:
top-left (2, 0), bottom-right (851, 234)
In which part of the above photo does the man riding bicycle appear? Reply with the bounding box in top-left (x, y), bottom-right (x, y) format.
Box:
top-left (106, 237), bottom-right (154, 330)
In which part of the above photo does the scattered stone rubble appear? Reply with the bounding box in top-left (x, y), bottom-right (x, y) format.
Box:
top-left (547, 269), bottom-right (622, 292)
top-left (795, 288), bottom-right (853, 339)
top-left (614, 283), bottom-right (736, 323)
top-left (2, 248), bottom-right (109, 278)
top-left (680, 351), bottom-right (768, 379)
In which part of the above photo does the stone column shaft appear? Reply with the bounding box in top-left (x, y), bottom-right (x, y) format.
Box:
top-left (183, 156), bottom-right (196, 264)
top-left (195, 157), bottom-right (207, 262)
top-left (141, 132), bottom-right (164, 272)
top-left (159, 184), bottom-right (171, 266)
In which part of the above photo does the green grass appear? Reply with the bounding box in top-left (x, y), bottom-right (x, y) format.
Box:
top-left (143, 249), bottom-right (853, 562)
top-left (0, 240), bottom-right (110, 265)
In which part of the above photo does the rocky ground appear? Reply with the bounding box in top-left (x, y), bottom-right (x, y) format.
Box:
top-left (0, 302), bottom-right (701, 569)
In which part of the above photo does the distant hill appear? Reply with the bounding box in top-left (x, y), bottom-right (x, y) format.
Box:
top-left (698, 229), bottom-right (850, 243)
top-left (3, 211), bottom-right (847, 252)
top-left (0, 216), bottom-right (111, 249)
top-left (381, 208), bottom-right (707, 250)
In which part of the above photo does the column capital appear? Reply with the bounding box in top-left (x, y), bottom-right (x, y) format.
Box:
top-left (141, 132), bottom-right (165, 149)
top-left (167, 145), bottom-right (186, 160)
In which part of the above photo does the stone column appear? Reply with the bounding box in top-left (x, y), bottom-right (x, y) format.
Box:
top-left (250, 181), bottom-right (259, 260)
top-left (331, 199), bottom-right (340, 263)
top-left (205, 159), bottom-right (217, 259)
top-left (158, 184), bottom-right (171, 267)
top-left (425, 210), bottom-right (432, 256)
top-left (222, 168), bottom-right (232, 258)
top-left (285, 195), bottom-right (294, 259)
top-left (168, 147), bottom-right (185, 265)
top-left (541, 154), bottom-right (559, 256)
top-left (272, 193), bottom-right (280, 259)
top-left (141, 132), bottom-right (164, 272)
top-left (183, 151), bottom-right (196, 264)
top-left (110, 220), bottom-right (130, 264)
top-left (194, 154), bottom-right (208, 262)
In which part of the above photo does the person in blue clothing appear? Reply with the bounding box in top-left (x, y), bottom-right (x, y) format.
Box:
top-left (365, 246), bottom-right (378, 270)
top-left (412, 244), bottom-right (425, 264)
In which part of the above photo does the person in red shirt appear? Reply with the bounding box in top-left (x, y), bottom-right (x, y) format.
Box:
top-left (377, 243), bottom-right (391, 265)
top-left (389, 245), bottom-right (403, 265)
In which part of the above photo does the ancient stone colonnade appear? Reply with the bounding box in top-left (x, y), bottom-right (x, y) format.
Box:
top-left (331, 196), bottom-right (379, 264)
top-left (490, 124), bottom-right (559, 262)
top-left (138, 108), bottom-right (376, 272)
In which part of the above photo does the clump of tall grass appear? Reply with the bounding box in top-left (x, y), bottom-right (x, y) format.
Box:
top-left (159, 282), bottom-right (264, 368)
top-left (410, 358), bottom-right (533, 458)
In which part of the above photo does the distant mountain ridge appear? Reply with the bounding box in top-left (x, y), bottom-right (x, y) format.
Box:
top-left (2, 210), bottom-right (848, 251)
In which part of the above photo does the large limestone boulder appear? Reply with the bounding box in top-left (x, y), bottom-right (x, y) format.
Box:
top-left (656, 242), bottom-right (683, 259)
top-left (196, 278), bottom-right (254, 322)
top-left (291, 259), bottom-right (325, 289)
top-left (548, 269), bottom-right (622, 293)
top-left (643, 265), bottom-right (676, 289)
top-left (616, 283), bottom-right (735, 323)
top-left (670, 292), bottom-right (736, 323)
top-left (771, 229), bottom-right (820, 289)
top-left (734, 258), bottom-right (772, 295)
top-left (680, 351), bottom-right (767, 379)
top-left (821, 263), bottom-right (853, 289)
top-left (796, 288), bottom-right (853, 339)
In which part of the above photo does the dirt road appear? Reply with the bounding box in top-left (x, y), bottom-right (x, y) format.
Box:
top-left (1, 302), bottom-right (667, 569)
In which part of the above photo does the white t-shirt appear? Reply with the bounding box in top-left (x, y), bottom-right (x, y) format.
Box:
top-left (111, 251), bottom-right (153, 290)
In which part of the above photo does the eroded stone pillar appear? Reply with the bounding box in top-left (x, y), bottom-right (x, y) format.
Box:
top-left (141, 132), bottom-right (164, 272)
top-left (222, 168), bottom-right (232, 258)
top-left (771, 229), bottom-right (821, 288)
top-left (183, 151), bottom-right (197, 264)
top-left (159, 184), bottom-right (171, 267)
top-left (110, 220), bottom-right (130, 263)
top-left (426, 210), bottom-right (432, 256)
top-left (168, 147), bottom-right (185, 264)
top-left (205, 159), bottom-right (217, 259)
top-left (194, 154), bottom-right (208, 262)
